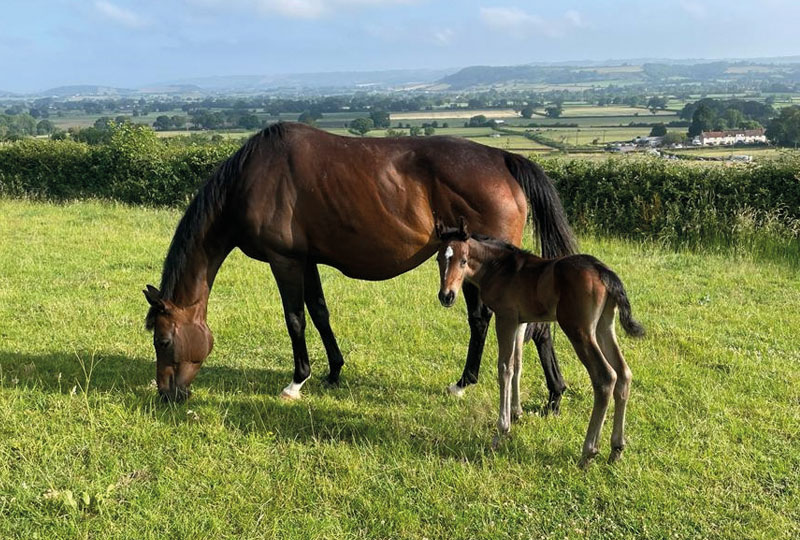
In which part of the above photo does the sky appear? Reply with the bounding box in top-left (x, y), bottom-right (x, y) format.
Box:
top-left (2, 0), bottom-right (800, 92)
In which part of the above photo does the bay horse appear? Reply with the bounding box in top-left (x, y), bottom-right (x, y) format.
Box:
top-left (143, 122), bottom-right (576, 407)
top-left (435, 218), bottom-right (643, 466)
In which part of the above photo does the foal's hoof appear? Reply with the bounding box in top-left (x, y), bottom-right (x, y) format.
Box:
top-left (279, 388), bottom-right (302, 401)
top-left (608, 447), bottom-right (624, 464)
top-left (491, 433), bottom-right (510, 451)
top-left (511, 409), bottom-right (524, 423)
top-left (447, 383), bottom-right (465, 398)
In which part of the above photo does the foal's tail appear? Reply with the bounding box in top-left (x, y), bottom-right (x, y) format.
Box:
top-left (596, 262), bottom-right (645, 338)
top-left (504, 153), bottom-right (577, 258)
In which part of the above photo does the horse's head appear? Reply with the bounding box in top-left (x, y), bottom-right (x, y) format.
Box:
top-left (434, 217), bottom-right (471, 308)
top-left (143, 285), bottom-right (213, 402)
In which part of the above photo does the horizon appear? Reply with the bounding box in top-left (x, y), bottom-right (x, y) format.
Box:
top-left (4, 1), bottom-right (800, 93)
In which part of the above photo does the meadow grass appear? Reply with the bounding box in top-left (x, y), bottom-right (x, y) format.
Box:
top-left (0, 199), bottom-right (798, 539)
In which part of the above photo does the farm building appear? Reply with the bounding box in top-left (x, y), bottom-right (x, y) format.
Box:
top-left (695, 129), bottom-right (766, 146)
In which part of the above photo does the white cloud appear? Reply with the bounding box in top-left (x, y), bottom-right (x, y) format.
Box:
top-left (480, 7), bottom-right (586, 39)
top-left (679, 1), bottom-right (707, 19)
top-left (190, 0), bottom-right (416, 19)
top-left (94, 1), bottom-right (148, 28)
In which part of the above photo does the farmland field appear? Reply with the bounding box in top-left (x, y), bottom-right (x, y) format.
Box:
top-left (1, 199), bottom-right (798, 539)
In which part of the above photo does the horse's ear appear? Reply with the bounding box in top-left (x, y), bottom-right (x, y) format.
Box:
top-left (458, 216), bottom-right (469, 240)
top-left (143, 285), bottom-right (166, 311)
top-left (434, 218), bottom-right (445, 239)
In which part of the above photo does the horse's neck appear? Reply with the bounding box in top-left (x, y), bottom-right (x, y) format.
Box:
top-left (167, 224), bottom-right (233, 316)
top-left (468, 240), bottom-right (514, 285)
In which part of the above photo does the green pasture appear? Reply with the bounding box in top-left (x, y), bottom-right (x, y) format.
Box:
top-left (1, 199), bottom-right (798, 539)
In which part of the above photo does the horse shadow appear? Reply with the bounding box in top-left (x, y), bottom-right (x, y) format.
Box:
top-left (0, 349), bottom-right (570, 463)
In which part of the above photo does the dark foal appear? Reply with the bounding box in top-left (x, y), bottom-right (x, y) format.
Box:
top-left (144, 123), bottom-right (577, 407)
top-left (436, 219), bottom-right (644, 467)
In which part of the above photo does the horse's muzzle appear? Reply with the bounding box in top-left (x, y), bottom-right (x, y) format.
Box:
top-left (439, 290), bottom-right (456, 307)
top-left (159, 385), bottom-right (191, 403)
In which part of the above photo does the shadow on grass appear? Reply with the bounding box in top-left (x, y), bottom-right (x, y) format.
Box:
top-left (0, 349), bottom-right (571, 463)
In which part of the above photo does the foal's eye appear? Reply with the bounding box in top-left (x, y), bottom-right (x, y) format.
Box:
top-left (460, 258), bottom-right (467, 267)
top-left (156, 338), bottom-right (171, 349)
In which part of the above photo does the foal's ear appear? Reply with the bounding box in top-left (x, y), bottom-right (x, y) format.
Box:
top-left (458, 216), bottom-right (469, 240)
top-left (434, 218), bottom-right (445, 239)
top-left (143, 285), bottom-right (166, 311)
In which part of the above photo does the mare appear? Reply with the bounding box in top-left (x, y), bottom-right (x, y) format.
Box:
top-left (143, 122), bottom-right (576, 406)
top-left (435, 218), bottom-right (644, 466)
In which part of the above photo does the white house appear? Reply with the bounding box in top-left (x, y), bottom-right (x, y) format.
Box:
top-left (698, 129), bottom-right (766, 146)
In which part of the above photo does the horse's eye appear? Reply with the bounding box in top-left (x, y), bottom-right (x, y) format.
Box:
top-left (460, 258), bottom-right (467, 267)
top-left (156, 338), bottom-right (172, 348)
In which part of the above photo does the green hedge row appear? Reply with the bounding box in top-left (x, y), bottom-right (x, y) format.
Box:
top-left (542, 155), bottom-right (800, 249)
top-left (1, 126), bottom-right (799, 253)
top-left (0, 124), bottom-right (238, 206)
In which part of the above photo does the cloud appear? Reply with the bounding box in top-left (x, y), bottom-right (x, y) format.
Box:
top-left (679, 1), bottom-right (707, 19)
top-left (480, 7), bottom-right (586, 38)
top-left (190, 0), bottom-right (415, 19)
top-left (94, 1), bottom-right (148, 28)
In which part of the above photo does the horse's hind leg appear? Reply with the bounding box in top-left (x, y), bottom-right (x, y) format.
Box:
top-left (597, 303), bottom-right (632, 464)
top-left (304, 264), bottom-right (345, 386)
top-left (561, 321), bottom-right (616, 468)
top-left (270, 258), bottom-right (311, 400)
top-left (511, 324), bottom-right (526, 421)
top-left (525, 322), bottom-right (567, 415)
top-left (449, 282), bottom-right (492, 396)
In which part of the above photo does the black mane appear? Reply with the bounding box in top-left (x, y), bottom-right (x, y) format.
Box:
top-left (145, 123), bottom-right (287, 330)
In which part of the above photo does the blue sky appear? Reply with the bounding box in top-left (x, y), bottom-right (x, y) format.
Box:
top-left (2, 0), bottom-right (800, 92)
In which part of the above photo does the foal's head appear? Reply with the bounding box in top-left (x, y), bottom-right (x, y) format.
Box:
top-left (143, 285), bottom-right (213, 402)
top-left (435, 217), bottom-right (472, 308)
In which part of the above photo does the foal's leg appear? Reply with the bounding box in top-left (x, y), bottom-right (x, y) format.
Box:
top-left (304, 264), bottom-right (345, 386)
top-left (449, 282), bottom-right (492, 396)
top-left (562, 325), bottom-right (617, 468)
top-left (511, 324), bottom-right (526, 421)
top-left (493, 316), bottom-right (519, 448)
top-left (270, 258), bottom-right (311, 400)
top-left (597, 304), bottom-right (633, 464)
top-left (525, 322), bottom-right (568, 415)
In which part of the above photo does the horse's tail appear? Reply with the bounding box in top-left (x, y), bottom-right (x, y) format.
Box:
top-left (504, 153), bottom-right (577, 258)
top-left (596, 262), bottom-right (645, 338)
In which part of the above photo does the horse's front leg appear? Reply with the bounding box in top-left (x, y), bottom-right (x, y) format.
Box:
top-left (525, 322), bottom-right (567, 415)
top-left (271, 258), bottom-right (311, 400)
top-left (492, 316), bottom-right (518, 449)
top-left (449, 282), bottom-right (492, 397)
top-left (511, 324), bottom-right (526, 421)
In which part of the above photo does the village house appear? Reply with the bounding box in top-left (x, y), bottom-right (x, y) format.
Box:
top-left (694, 128), bottom-right (767, 146)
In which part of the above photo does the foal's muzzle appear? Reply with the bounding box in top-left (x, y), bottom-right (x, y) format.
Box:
top-left (439, 290), bottom-right (456, 307)
top-left (158, 385), bottom-right (191, 403)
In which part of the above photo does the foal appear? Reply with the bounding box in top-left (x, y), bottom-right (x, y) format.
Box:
top-left (435, 219), bottom-right (644, 466)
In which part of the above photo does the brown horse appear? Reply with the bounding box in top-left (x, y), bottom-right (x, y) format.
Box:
top-left (143, 122), bottom-right (576, 406)
top-left (435, 219), bottom-right (643, 466)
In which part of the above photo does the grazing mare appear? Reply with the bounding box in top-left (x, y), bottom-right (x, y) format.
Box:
top-left (143, 122), bottom-right (576, 406)
top-left (435, 219), bottom-right (644, 466)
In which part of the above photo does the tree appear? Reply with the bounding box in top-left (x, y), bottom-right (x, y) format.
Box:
top-left (298, 110), bottom-right (322, 126)
top-left (766, 105), bottom-right (800, 147)
top-left (369, 110), bottom-right (390, 129)
top-left (36, 119), bottom-right (55, 135)
top-left (647, 96), bottom-right (668, 113)
top-left (409, 126), bottom-right (421, 136)
top-left (520, 106), bottom-right (535, 119)
top-left (649, 124), bottom-right (667, 137)
top-left (349, 117), bottom-right (374, 136)
top-left (237, 113), bottom-right (261, 129)
top-left (688, 104), bottom-right (715, 137)
top-left (153, 115), bottom-right (173, 131)
top-left (545, 105), bottom-right (563, 118)
top-left (423, 126), bottom-right (435, 136)
top-left (467, 115), bottom-right (487, 127)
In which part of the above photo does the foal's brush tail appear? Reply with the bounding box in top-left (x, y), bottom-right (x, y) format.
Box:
top-left (596, 263), bottom-right (645, 338)
top-left (504, 153), bottom-right (577, 258)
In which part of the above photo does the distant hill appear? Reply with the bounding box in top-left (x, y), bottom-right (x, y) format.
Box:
top-left (0, 89), bottom-right (17, 98)
top-left (39, 85), bottom-right (135, 97)
top-left (437, 59), bottom-right (800, 90)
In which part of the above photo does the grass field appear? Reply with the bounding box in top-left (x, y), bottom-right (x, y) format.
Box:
top-left (2, 201), bottom-right (799, 539)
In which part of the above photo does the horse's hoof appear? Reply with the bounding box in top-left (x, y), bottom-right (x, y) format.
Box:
top-left (578, 452), bottom-right (598, 469)
top-left (322, 375), bottom-right (340, 388)
top-left (491, 432), bottom-right (510, 451)
top-left (608, 447), bottom-right (624, 464)
top-left (279, 389), bottom-right (302, 401)
top-left (447, 383), bottom-right (465, 397)
top-left (511, 409), bottom-right (524, 423)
